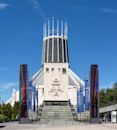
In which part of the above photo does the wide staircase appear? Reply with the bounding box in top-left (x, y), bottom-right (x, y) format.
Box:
top-left (39, 101), bottom-right (78, 124)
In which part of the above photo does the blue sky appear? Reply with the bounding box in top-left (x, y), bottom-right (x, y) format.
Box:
top-left (0, 0), bottom-right (117, 102)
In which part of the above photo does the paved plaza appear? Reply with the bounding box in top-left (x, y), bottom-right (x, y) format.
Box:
top-left (0, 122), bottom-right (117, 130)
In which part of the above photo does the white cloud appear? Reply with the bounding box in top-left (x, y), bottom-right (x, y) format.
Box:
top-left (0, 3), bottom-right (10, 10)
top-left (31, 0), bottom-right (40, 10)
top-left (58, 5), bottom-right (117, 15)
top-left (100, 8), bottom-right (117, 14)
top-left (27, 0), bottom-right (46, 22)
top-left (0, 82), bottom-right (18, 91)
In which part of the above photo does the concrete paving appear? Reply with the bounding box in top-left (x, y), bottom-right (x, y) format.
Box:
top-left (0, 122), bottom-right (117, 130)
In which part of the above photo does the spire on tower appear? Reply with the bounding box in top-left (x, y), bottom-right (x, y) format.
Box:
top-left (43, 24), bottom-right (45, 38)
top-left (45, 23), bottom-right (47, 37)
top-left (65, 22), bottom-right (68, 38)
top-left (57, 19), bottom-right (59, 36)
top-left (61, 20), bottom-right (63, 36)
top-left (48, 20), bottom-right (50, 36)
top-left (43, 23), bottom-right (47, 39)
top-left (52, 17), bottom-right (54, 35)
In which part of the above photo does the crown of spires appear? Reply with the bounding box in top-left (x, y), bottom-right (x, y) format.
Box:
top-left (43, 17), bottom-right (68, 40)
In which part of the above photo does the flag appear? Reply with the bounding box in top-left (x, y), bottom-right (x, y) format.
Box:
top-left (80, 86), bottom-right (84, 112)
top-left (85, 80), bottom-right (90, 111)
top-left (28, 81), bottom-right (32, 111)
top-left (77, 89), bottom-right (81, 113)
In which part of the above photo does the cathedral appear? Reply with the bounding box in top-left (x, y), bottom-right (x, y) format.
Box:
top-left (31, 18), bottom-right (84, 108)
top-left (5, 18), bottom-right (99, 124)
top-left (19, 18), bottom-right (100, 124)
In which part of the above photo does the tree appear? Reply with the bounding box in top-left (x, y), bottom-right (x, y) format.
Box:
top-left (0, 114), bottom-right (8, 122)
top-left (0, 104), bottom-right (2, 114)
top-left (113, 82), bottom-right (117, 89)
top-left (12, 102), bottom-right (19, 120)
top-left (99, 82), bottom-right (117, 107)
top-left (1, 103), bottom-right (12, 120)
top-left (99, 89), bottom-right (107, 107)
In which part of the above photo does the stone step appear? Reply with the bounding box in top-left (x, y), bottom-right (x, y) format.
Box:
top-left (41, 114), bottom-right (73, 116)
top-left (40, 103), bottom-right (75, 123)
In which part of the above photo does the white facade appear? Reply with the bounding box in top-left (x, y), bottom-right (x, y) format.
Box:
top-left (5, 89), bottom-right (19, 106)
top-left (44, 63), bottom-right (69, 101)
top-left (31, 67), bottom-right (84, 106)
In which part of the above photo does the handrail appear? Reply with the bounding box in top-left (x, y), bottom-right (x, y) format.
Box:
top-left (69, 101), bottom-right (78, 121)
top-left (38, 102), bottom-right (44, 121)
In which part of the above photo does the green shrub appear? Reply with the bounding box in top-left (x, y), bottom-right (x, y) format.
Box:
top-left (0, 114), bottom-right (9, 122)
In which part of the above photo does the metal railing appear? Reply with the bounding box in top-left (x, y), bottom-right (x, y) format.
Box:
top-left (69, 101), bottom-right (78, 121)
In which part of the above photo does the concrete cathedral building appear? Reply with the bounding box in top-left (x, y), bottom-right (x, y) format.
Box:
top-left (6, 18), bottom-right (84, 110)
top-left (31, 18), bottom-right (84, 109)
top-left (6, 18), bottom-right (100, 124)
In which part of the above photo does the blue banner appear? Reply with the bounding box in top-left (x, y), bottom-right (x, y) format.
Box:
top-left (28, 81), bottom-right (32, 111)
top-left (34, 89), bottom-right (38, 112)
top-left (85, 80), bottom-right (90, 111)
top-left (33, 86), bottom-right (36, 112)
top-left (36, 90), bottom-right (38, 105)
top-left (77, 86), bottom-right (84, 113)
top-left (36, 90), bottom-right (38, 112)
top-left (77, 89), bottom-right (81, 113)
top-left (80, 86), bottom-right (84, 112)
